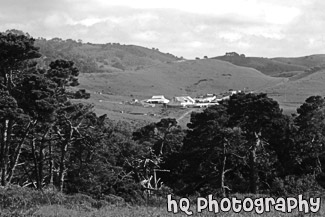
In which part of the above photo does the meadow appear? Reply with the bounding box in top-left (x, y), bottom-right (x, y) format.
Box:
top-left (1, 186), bottom-right (323, 217)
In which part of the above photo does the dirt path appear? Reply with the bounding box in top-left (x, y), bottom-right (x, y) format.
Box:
top-left (176, 108), bottom-right (196, 122)
top-left (98, 100), bottom-right (123, 104)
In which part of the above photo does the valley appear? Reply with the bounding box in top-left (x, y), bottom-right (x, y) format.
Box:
top-left (37, 39), bottom-right (325, 126)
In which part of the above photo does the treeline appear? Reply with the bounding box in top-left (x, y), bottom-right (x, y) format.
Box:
top-left (35, 37), bottom-right (99, 73)
top-left (34, 34), bottom-right (180, 74)
top-left (1, 31), bottom-right (325, 204)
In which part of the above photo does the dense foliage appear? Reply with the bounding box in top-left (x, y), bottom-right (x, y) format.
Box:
top-left (1, 31), bottom-right (325, 206)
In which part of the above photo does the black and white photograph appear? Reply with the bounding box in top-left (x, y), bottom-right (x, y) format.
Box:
top-left (0, 0), bottom-right (325, 216)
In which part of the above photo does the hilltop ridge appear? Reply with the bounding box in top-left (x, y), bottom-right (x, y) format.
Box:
top-left (35, 38), bottom-right (181, 73)
top-left (213, 52), bottom-right (325, 78)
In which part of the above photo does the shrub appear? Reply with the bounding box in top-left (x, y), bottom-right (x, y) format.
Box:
top-left (0, 185), bottom-right (65, 210)
top-left (270, 174), bottom-right (324, 197)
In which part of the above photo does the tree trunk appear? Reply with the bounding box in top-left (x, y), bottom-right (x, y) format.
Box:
top-left (31, 138), bottom-right (42, 189)
top-left (220, 142), bottom-right (227, 197)
top-left (57, 118), bottom-right (80, 192)
top-left (1, 119), bottom-right (12, 186)
top-left (0, 120), bottom-right (7, 186)
top-left (49, 141), bottom-right (54, 187)
top-left (58, 143), bottom-right (68, 192)
top-left (7, 121), bottom-right (34, 184)
top-left (58, 124), bottom-right (73, 192)
top-left (249, 132), bottom-right (261, 194)
top-left (7, 70), bottom-right (13, 91)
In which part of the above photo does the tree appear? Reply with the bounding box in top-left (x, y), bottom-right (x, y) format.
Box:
top-left (132, 118), bottom-right (184, 194)
top-left (294, 96), bottom-right (325, 176)
top-left (10, 68), bottom-right (58, 189)
top-left (46, 59), bottom-right (79, 88)
top-left (0, 32), bottom-right (41, 186)
top-left (225, 93), bottom-right (284, 193)
top-left (178, 93), bottom-right (285, 195)
top-left (133, 118), bottom-right (184, 156)
top-left (0, 31), bottom-right (96, 191)
top-left (180, 105), bottom-right (246, 196)
top-left (10, 58), bottom-right (85, 190)
top-left (0, 31), bottom-right (41, 91)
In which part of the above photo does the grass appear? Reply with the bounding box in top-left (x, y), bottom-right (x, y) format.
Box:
top-left (72, 54), bottom-right (325, 125)
top-left (75, 59), bottom-right (285, 126)
top-left (37, 38), bottom-right (325, 125)
top-left (9, 199), bottom-right (325, 217)
top-left (1, 186), bottom-right (324, 216)
top-left (264, 69), bottom-right (325, 114)
top-left (272, 54), bottom-right (325, 68)
top-left (72, 58), bottom-right (325, 128)
top-left (213, 55), bottom-right (307, 76)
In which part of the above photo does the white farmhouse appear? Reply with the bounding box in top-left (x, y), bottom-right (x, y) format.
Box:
top-left (170, 96), bottom-right (195, 107)
top-left (146, 95), bottom-right (170, 104)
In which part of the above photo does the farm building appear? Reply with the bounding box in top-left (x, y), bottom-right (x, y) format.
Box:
top-left (146, 95), bottom-right (170, 104)
top-left (194, 94), bottom-right (217, 103)
top-left (168, 96), bottom-right (195, 107)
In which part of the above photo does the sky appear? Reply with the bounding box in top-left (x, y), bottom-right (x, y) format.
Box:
top-left (0, 0), bottom-right (325, 59)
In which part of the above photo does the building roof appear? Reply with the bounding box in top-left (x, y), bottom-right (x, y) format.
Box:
top-left (152, 95), bottom-right (166, 99)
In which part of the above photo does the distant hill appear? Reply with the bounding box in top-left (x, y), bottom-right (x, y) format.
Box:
top-left (34, 38), bottom-right (325, 121)
top-left (264, 69), bottom-right (325, 114)
top-left (212, 52), bottom-right (307, 77)
top-left (75, 58), bottom-right (286, 124)
top-left (78, 59), bottom-right (286, 99)
top-left (272, 54), bottom-right (325, 68)
top-left (35, 38), bottom-right (180, 73)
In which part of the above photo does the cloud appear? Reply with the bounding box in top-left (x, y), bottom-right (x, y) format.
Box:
top-left (0, 0), bottom-right (324, 58)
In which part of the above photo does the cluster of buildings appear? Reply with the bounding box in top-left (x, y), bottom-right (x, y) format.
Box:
top-left (145, 90), bottom-right (242, 108)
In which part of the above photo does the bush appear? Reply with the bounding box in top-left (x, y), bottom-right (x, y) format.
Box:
top-left (0, 185), bottom-right (65, 211)
top-left (270, 174), bottom-right (324, 197)
top-left (74, 89), bottom-right (90, 99)
top-left (0, 185), bottom-right (115, 214)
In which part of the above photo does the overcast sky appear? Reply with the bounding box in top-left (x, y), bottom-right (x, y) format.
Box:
top-left (1, 0), bottom-right (325, 59)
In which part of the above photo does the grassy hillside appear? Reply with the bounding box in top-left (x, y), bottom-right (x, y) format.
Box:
top-left (212, 53), bottom-right (306, 76)
top-left (35, 40), bottom-right (286, 126)
top-left (262, 69), bottom-right (325, 114)
top-left (213, 53), bottom-right (325, 80)
top-left (78, 59), bottom-right (285, 98)
top-left (272, 54), bottom-right (325, 68)
top-left (74, 59), bottom-right (286, 125)
top-left (35, 39), bottom-right (325, 121)
top-left (35, 38), bottom-right (180, 73)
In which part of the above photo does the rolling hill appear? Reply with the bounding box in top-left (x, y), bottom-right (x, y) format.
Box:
top-left (212, 52), bottom-right (307, 76)
top-left (77, 59), bottom-right (286, 98)
top-left (213, 52), bottom-right (325, 79)
top-left (35, 38), bottom-right (180, 74)
top-left (272, 54), bottom-right (325, 68)
top-left (34, 39), bottom-right (286, 125)
top-left (34, 39), bottom-right (325, 123)
top-left (73, 58), bottom-right (286, 125)
top-left (262, 69), bottom-right (325, 114)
